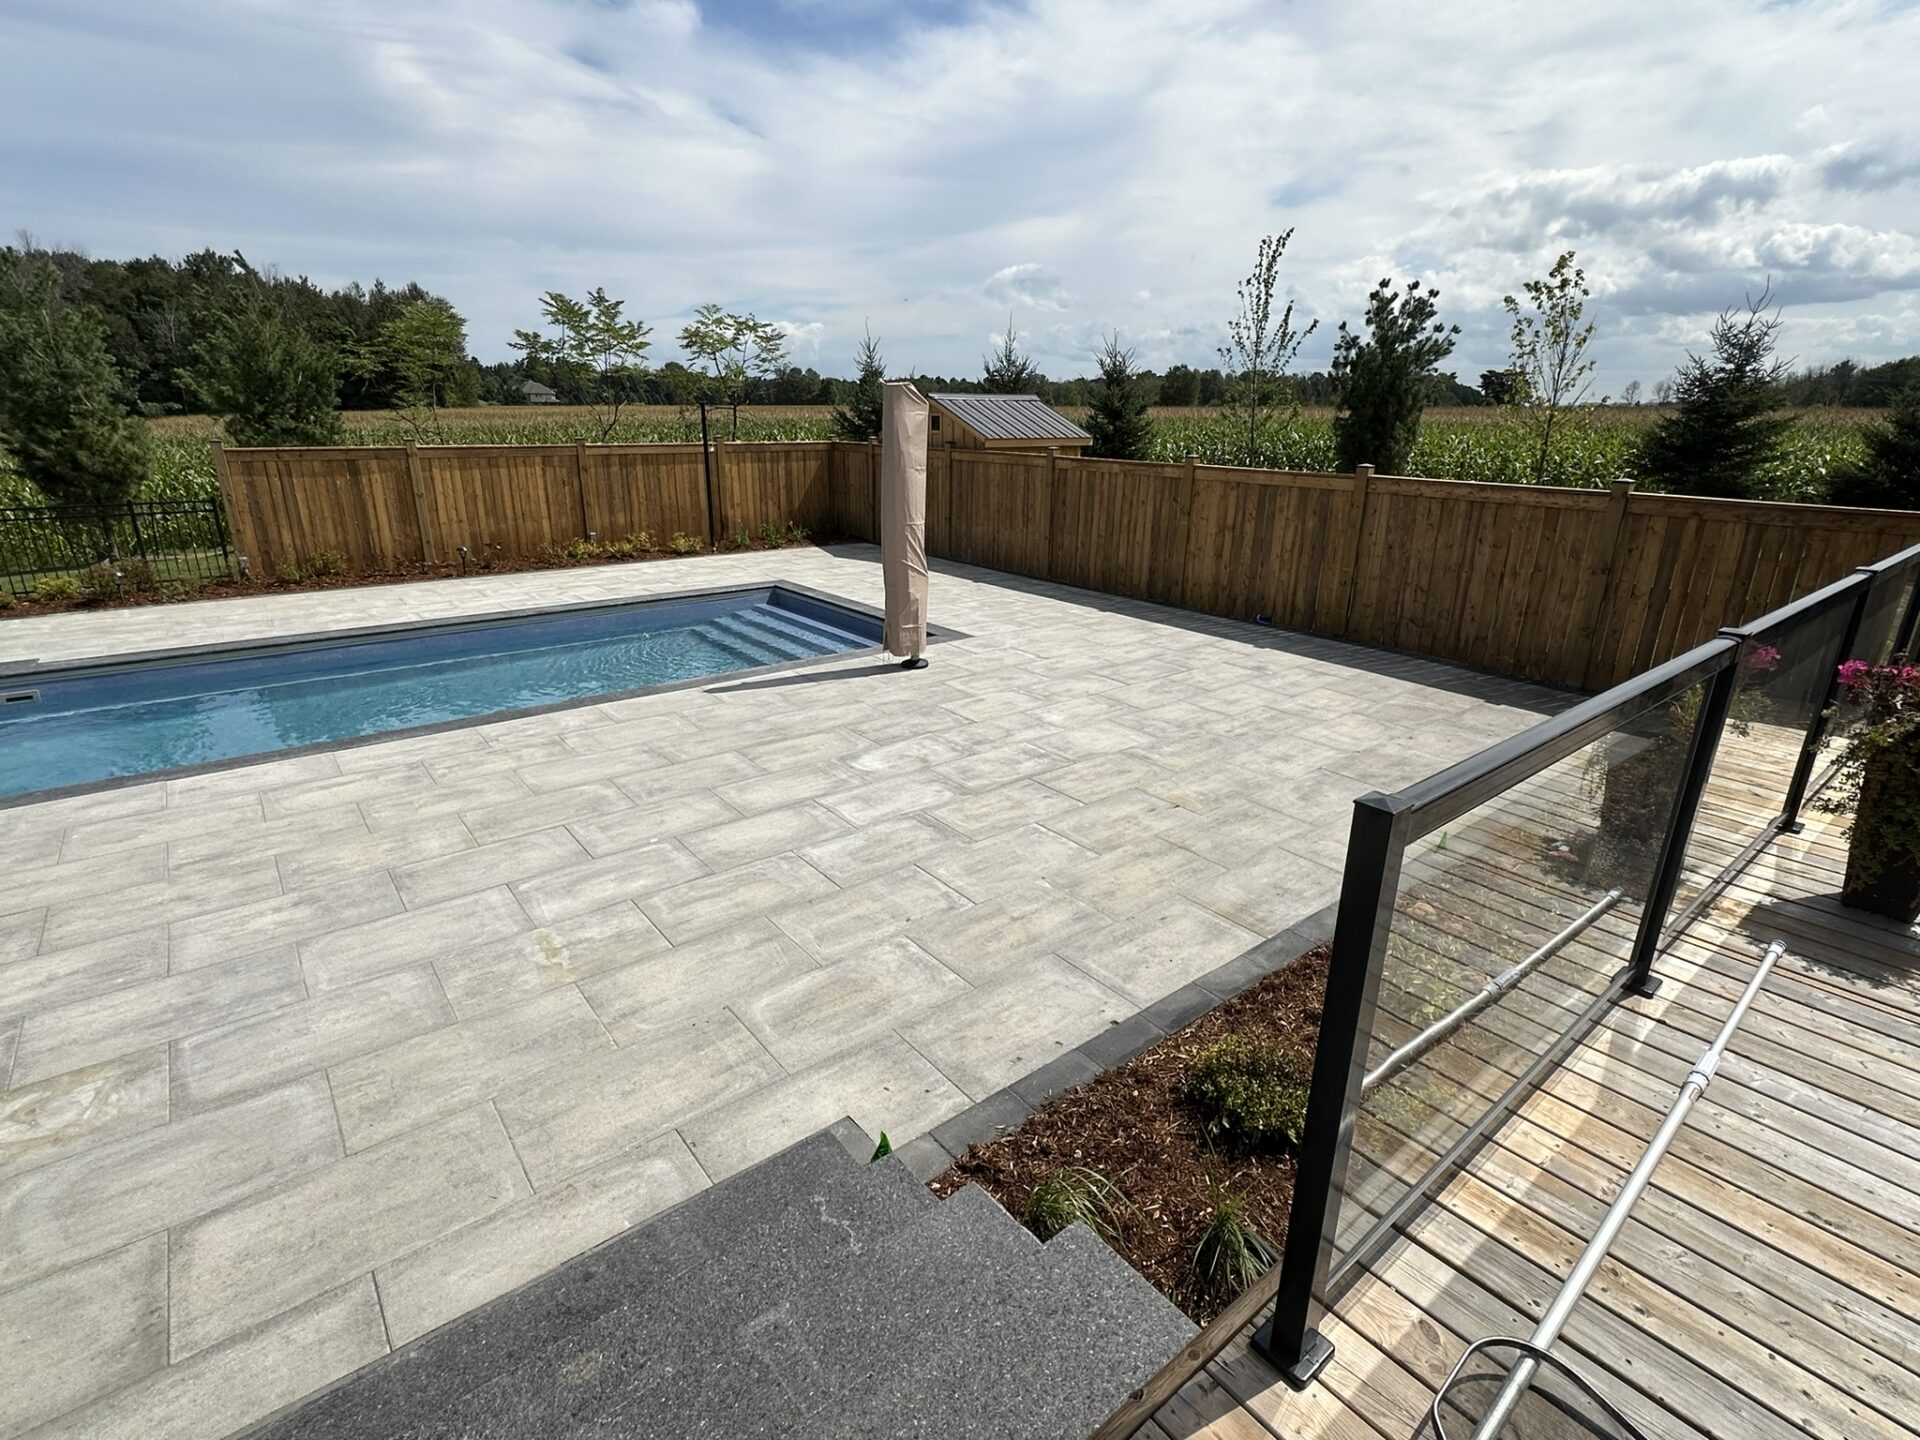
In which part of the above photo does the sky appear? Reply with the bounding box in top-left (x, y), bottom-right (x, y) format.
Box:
top-left (3, 0), bottom-right (1918, 392)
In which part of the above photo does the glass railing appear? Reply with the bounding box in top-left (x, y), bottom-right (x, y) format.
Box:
top-left (1251, 538), bottom-right (1920, 1390)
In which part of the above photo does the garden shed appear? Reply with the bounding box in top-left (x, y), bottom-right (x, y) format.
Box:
top-left (926, 393), bottom-right (1090, 455)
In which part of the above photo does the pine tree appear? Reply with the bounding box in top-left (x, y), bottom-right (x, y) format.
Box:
top-left (1084, 334), bottom-right (1153, 460)
top-left (830, 327), bottom-right (885, 441)
top-left (981, 317), bottom-right (1040, 393)
top-left (1637, 286), bottom-right (1794, 499)
top-left (0, 250), bottom-right (150, 514)
top-left (183, 284), bottom-right (344, 446)
top-left (1827, 386), bottom-right (1920, 510)
top-left (1331, 278), bottom-right (1458, 474)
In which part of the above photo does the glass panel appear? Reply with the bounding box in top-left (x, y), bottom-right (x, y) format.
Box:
top-left (1669, 596), bottom-right (1856, 917)
top-left (1819, 565), bottom-right (1918, 755)
top-left (1330, 683), bottom-right (1706, 1271)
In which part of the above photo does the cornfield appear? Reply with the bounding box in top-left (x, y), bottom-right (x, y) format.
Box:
top-left (0, 403), bottom-right (1879, 507)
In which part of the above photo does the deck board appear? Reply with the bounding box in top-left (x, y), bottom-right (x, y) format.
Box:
top-left (1146, 784), bottom-right (1920, 1440)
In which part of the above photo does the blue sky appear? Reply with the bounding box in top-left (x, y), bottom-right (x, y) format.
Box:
top-left (4, 0), bottom-right (1918, 392)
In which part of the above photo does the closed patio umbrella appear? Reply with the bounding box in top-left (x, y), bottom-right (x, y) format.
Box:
top-left (881, 380), bottom-right (930, 669)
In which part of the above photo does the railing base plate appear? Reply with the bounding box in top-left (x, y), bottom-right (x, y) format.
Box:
top-left (1251, 1320), bottom-right (1334, 1390)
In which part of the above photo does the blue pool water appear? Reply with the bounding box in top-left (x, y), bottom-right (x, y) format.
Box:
top-left (0, 587), bottom-right (880, 799)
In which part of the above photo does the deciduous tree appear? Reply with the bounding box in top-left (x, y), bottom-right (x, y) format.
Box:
top-left (678, 304), bottom-right (789, 437)
top-left (1504, 251), bottom-right (1598, 484)
top-left (1219, 231), bottom-right (1316, 464)
top-left (1330, 278), bottom-right (1459, 475)
top-left (183, 279), bottom-right (343, 446)
top-left (350, 297), bottom-right (473, 439)
top-left (510, 288), bottom-right (652, 441)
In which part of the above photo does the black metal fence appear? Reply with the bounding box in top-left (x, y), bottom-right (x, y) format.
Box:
top-left (0, 500), bottom-right (232, 600)
top-left (1252, 538), bottom-right (1920, 1388)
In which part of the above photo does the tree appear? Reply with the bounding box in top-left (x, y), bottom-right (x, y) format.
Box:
top-left (1478, 367), bottom-right (1530, 406)
top-left (1504, 251), bottom-right (1598, 484)
top-left (1637, 284), bottom-right (1794, 499)
top-left (981, 316), bottom-right (1040, 393)
top-left (0, 248), bottom-right (150, 521)
top-left (510, 288), bottom-right (651, 441)
top-left (182, 281), bottom-right (343, 446)
top-left (1330, 278), bottom-right (1459, 474)
top-left (1827, 386), bottom-right (1920, 510)
top-left (1159, 363), bottom-right (1200, 408)
top-left (678, 304), bottom-right (789, 437)
top-left (1084, 334), bottom-right (1154, 460)
top-left (830, 326), bottom-right (885, 441)
top-left (1621, 379), bottom-right (1643, 406)
top-left (350, 297), bottom-right (472, 438)
top-left (1219, 231), bottom-right (1316, 464)
top-left (1652, 377), bottom-right (1675, 405)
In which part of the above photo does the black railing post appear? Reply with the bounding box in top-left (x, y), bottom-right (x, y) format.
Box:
top-left (127, 501), bottom-right (148, 567)
top-left (1252, 792), bottom-right (1408, 1389)
top-left (1897, 572), bottom-right (1920, 662)
top-left (212, 496), bottom-right (234, 580)
top-left (1779, 573), bottom-right (1872, 832)
top-left (1623, 642), bottom-right (1739, 993)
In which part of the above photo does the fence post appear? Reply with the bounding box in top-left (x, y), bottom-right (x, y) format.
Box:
top-left (404, 441), bottom-right (437, 565)
top-left (572, 441), bottom-right (590, 541)
top-left (210, 443), bottom-right (247, 578)
top-left (1174, 453), bottom-right (1198, 606)
top-left (1041, 445), bottom-right (1059, 578)
top-left (126, 502), bottom-right (146, 568)
top-left (1779, 572), bottom-right (1873, 831)
top-left (1623, 644), bottom-right (1740, 993)
top-left (1578, 477), bottom-right (1638, 691)
top-left (1252, 792), bottom-right (1408, 1388)
top-left (711, 440), bottom-right (729, 548)
top-left (1336, 464), bottom-right (1375, 639)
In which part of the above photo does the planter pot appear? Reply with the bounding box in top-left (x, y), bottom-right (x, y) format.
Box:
top-left (1842, 736), bottom-right (1920, 923)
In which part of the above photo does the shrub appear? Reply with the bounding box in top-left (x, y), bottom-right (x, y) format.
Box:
top-left (1186, 1035), bottom-right (1309, 1149)
top-left (33, 574), bottom-right (82, 602)
top-left (0, 591), bottom-right (13, 610)
top-left (1827, 385), bottom-right (1920, 510)
top-left (668, 532), bottom-right (704, 554)
top-left (562, 536), bottom-right (599, 562)
top-left (758, 523), bottom-right (782, 546)
top-left (784, 521), bottom-right (809, 545)
top-left (1020, 1166), bottom-right (1129, 1242)
top-left (732, 529), bottom-right (753, 549)
top-left (276, 559), bottom-right (306, 583)
top-left (304, 549), bottom-right (346, 577)
top-left (78, 558), bottom-right (156, 599)
top-left (1191, 1177), bottom-right (1278, 1299)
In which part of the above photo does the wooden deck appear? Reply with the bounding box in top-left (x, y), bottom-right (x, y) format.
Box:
top-left (1142, 738), bottom-right (1920, 1440)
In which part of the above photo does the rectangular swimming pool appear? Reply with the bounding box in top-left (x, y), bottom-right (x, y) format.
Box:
top-left (0, 585), bottom-right (883, 801)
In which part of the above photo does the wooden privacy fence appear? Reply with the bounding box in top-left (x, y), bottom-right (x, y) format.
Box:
top-left (217, 438), bottom-right (1920, 693)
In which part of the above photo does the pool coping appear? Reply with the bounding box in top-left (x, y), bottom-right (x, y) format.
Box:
top-left (0, 579), bottom-right (968, 810)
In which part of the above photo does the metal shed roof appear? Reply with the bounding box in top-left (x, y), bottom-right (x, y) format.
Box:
top-left (927, 393), bottom-right (1091, 443)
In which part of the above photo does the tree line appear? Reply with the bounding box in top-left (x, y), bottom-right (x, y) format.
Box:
top-left (2, 237), bottom-right (1917, 515)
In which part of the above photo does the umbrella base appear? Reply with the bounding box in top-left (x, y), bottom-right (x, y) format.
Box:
top-left (900, 656), bottom-right (929, 671)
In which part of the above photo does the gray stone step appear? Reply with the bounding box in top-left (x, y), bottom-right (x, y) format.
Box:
top-left (252, 1129), bottom-right (935, 1440)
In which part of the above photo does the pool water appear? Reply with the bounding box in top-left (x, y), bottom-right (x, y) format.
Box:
top-left (0, 587), bottom-right (880, 799)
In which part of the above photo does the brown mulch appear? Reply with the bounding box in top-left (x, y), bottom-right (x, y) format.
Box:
top-left (0, 533), bottom-right (849, 621)
top-left (930, 944), bottom-right (1329, 1321)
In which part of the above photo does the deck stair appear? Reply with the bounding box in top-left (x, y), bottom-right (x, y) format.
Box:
top-left (249, 1124), bottom-right (1194, 1440)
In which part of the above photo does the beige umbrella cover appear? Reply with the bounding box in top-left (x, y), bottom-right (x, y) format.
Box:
top-left (880, 381), bottom-right (930, 662)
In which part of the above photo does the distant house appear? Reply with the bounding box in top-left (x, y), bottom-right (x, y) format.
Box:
top-left (520, 380), bottom-right (560, 405)
top-left (926, 394), bottom-right (1089, 456)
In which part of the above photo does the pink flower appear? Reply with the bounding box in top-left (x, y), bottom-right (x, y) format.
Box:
top-left (1837, 659), bottom-right (1872, 690)
top-left (1746, 644), bottom-right (1782, 672)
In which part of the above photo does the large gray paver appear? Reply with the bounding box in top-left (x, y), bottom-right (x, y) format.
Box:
top-left (0, 1235), bottom-right (168, 1436)
top-left (10, 948), bottom-right (307, 1085)
top-left (0, 1074), bottom-right (339, 1289)
top-left (328, 985), bottom-right (612, 1151)
top-left (0, 1047), bottom-right (170, 1180)
top-left (172, 966), bottom-right (454, 1115)
top-left (432, 901), bottom-right (669, 1018)
top-left (168, 1105), bottom-right (528, 1359)
top-left (0, 545), bottom-right (1569, 1437)
top-left (495, 1010), bottom-right (783, 1188)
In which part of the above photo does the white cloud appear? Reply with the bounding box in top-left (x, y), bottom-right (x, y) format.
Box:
top-left (2, 0), bottom-right (1918, 390)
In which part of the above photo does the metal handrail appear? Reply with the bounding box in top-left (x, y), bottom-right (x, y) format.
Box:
top-left (1361, 888), bottom-right (1622, 1093)
top-left (1449, 939), bottom-right (1789, 1439)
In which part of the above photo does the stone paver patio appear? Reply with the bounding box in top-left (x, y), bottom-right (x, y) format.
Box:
top-left (0, 544), bottom-right (1565, 1438)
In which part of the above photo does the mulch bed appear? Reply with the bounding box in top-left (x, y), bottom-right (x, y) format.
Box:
top-left (0, 534), bottom-right (849, 621)
top-left (931, 945), bottom-right (1329, 1322)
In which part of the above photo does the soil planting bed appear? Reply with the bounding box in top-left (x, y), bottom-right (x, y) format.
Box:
top-left (932, 944), bottom-right (1329, 1322)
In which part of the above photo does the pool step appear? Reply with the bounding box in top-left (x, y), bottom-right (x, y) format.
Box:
top-left (705, 609), bottom-right (843, 661)
top-left (726, 606), bottom-right (860, 655)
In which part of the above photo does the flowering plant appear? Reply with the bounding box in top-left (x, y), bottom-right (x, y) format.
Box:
top-left (1816, 660), bottom-right (1920, 906)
